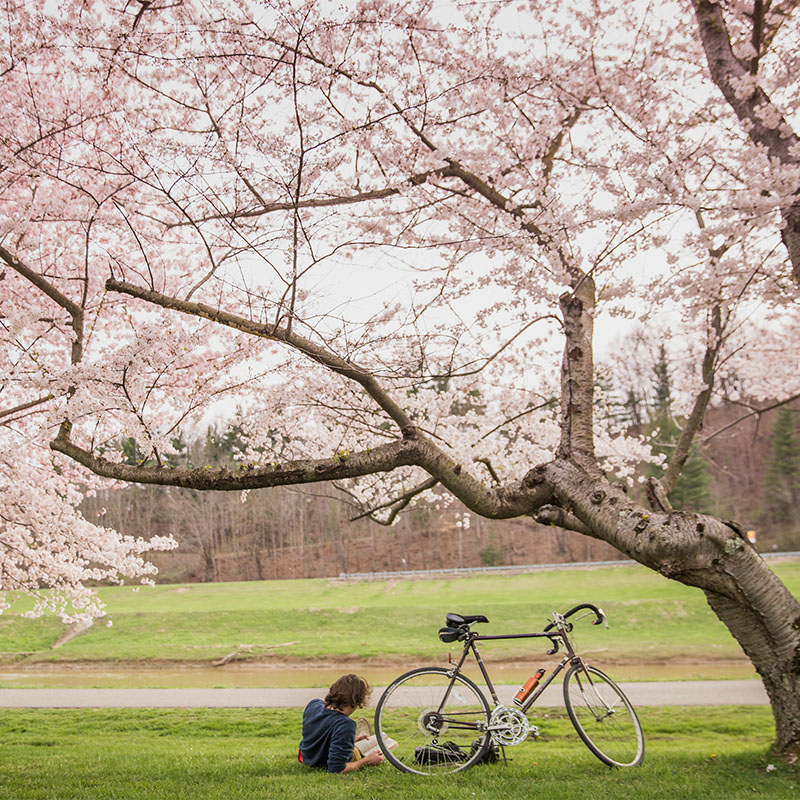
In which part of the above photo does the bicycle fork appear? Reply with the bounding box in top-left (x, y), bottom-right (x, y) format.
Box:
top-left (571, 668), bottom-right (618, 721)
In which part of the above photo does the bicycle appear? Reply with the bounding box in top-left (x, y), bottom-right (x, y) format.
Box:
top-left (374, 603), bottom-right (644, 775)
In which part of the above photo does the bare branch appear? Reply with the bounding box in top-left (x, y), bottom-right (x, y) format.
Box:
top-left (703, 391), bottom-right (800, 443)
top-left (647, 208), bottom-right (733, 507)
top-left (264, 34), bottom-right (579, 276)
top-left (478, 398), bottom-right (557, 442)
top-left (164, 168), bottom-right (456, 228)
top-left (427, 315), bottom-right (561, 380)
top-left (658, 304), bottom-right (723, 500)
top-left (349, 476), bottom-right (439, 523)
top-left (0, 394), bottom-right (54, 424)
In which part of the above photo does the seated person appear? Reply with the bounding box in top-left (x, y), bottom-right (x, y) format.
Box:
top-left (298, 673), bottom-right (385, 773)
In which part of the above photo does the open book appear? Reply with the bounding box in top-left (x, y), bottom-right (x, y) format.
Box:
top-left (359, 734), bottom-right (398, 755)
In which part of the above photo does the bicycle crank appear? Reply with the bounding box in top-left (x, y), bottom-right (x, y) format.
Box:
top-left (488, 705), bottom-right (532, 746)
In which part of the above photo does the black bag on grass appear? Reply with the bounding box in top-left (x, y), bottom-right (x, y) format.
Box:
top-left (413, 741), bottom-right (468, 765)
top-left (470, 738), bottom-right (500, 764)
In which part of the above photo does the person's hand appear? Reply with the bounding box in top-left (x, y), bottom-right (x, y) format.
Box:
top-left (356, 734), bottom-right (370, 742)
top-left (363, 750), bottom-right (385, 766)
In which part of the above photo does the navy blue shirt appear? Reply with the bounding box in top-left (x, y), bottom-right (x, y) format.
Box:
top-left (299, 698), bottom-right (356, 773)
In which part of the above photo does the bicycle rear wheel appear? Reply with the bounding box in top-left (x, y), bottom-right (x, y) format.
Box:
top-left (374, 667), bottom-right (491, 775)
top-left (563, 664), bottom-right (644, 767)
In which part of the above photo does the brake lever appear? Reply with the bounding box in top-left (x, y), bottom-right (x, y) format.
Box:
top-left (590, 607), bottom-right (609, 628)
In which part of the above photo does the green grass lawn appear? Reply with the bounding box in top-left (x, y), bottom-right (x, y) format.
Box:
top-left (1, 560), bottom-right (798, 669)
top-left (0, 706), bottom-right (796, 800)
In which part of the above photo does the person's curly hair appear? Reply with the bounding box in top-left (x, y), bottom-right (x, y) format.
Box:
top-left (324, 674), bottom-right (371, 710)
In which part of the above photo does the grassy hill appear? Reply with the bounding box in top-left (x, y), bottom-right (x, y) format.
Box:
top-left (1, 559), bottom-right (798, 671)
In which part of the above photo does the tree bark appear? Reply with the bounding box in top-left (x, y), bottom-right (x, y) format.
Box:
top-left (558, 276), bottom-right (596, 465)
top-left (706, 588), bottom-right (800, 757)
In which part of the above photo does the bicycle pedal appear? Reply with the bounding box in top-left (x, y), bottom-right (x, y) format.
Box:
top-left (529, 725), bottom-right (540, 739)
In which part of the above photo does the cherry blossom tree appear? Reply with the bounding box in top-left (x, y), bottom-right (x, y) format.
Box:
top-left (2, 0), bottom-right (800, 754)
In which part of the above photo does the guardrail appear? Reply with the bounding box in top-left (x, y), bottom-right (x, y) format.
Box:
top-left (338, 551), bottom-right (800, 580)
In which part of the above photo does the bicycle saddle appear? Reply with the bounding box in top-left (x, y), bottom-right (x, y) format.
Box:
top-left (445, 613), bottom-right (489, 626)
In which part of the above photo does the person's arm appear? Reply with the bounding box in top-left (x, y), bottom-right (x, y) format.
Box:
top-left (326, 718), bottom-right (361, 773)
top-left (341, 749), bottom-right (385, 773)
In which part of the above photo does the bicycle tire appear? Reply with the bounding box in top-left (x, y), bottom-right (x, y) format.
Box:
top-left (563, 664), bottom-right (644, 767)
top-left (374, 667), bottom-right (491, 775)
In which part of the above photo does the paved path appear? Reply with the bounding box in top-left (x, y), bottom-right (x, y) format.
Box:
top-left (0, 680), bottom-right (768, 708)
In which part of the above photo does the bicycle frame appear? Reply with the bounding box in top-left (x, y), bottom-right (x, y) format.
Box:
top-left (442, 619), bottom-right (586, 716)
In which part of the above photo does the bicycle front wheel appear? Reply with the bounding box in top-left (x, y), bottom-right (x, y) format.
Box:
top-left (374, 667), bottom-right (491, 775)
top-left (563, 664), bottom-right (644, 767)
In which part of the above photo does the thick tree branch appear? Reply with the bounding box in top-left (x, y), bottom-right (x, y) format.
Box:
top-left (51, 432), bottom-right (422, 490)
top-left (695, 1), bottom-right (800, 162)
top-left (50, 279), bottom-right (556, 519)
top-left (694, 0), bottom-right (800, 279)
top-left (52, 420), bottom-right (552, 519)
top-left (418, 443), bottom-right (554, 520)
top-left (750, 0), bottom-right (766, 75)
top-left (557, 278), bottom-right (596, 466)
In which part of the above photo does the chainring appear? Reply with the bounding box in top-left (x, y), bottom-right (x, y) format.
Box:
top-left (489, 705), bottom-right (530, 746)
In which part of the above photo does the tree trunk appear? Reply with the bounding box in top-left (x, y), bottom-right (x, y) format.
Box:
top-left (541, 458), bottom-right (800, 758)
top-left (706, 589), bottom-right (800, 756)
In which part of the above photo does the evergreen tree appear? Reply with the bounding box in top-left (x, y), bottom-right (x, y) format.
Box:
top-left (670, 440), bottom-right (714, 513)
top-left (645, 347), bottom-right (714, 514)
top-left (479, 535), bottom-right (504, 567)
top-left (763, 407), bottom-right (800, 528)
top-left (203, 424), bottom-right (249, 465)
top-left (652, 344), bottom-right (672, 411)
top-left (623, 387), bottom-right (644, 428)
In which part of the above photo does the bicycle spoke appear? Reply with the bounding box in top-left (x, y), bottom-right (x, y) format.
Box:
top-left (374, 668), bottom-right (491, 775)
